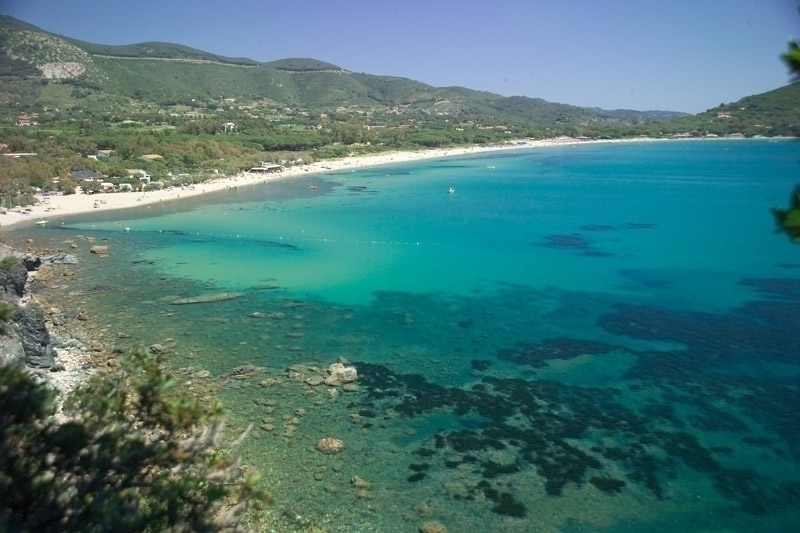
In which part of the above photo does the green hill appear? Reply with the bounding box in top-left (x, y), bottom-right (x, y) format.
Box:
top-left (655, 83), bottom-right (800, 137)
top-left (0, 15), bottom-right (692, 127)
top-left (1, 14), bottom-right (797, 137)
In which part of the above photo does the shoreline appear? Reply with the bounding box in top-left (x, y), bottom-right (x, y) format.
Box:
top-left (0, 138), bottom-right (595, 229)
top-left (0, 135), bottom-right (757, 230)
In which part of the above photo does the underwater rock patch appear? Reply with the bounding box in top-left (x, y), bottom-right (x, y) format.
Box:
top-left (69, 284), bottom-right (126, 296)
top-left (171, 292), bottom-right (244, 304)
top-left (349, 360), bottom-right (794, 514)
top-left (625, 222), bottom-right (657, 229)
top-left (497, 337), bottom-right (618, 367)
top-left (542, 233), bottom-right (590, 249)
top-left (540, 233), bottom-right (613, 257)
top-left (580, 224), bottom-right (615, 231)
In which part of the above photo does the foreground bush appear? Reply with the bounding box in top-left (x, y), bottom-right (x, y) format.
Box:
top-left (0, 348), bottom-right (265, 532)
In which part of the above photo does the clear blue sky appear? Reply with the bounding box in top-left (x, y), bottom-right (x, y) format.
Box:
top-left (2, 0), bottom-right (798, 113)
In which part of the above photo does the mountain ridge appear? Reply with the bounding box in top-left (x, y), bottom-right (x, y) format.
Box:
top-left (1, 14), bottom-right (798, 139)
top-left (0, 15), bottom-right (688, 123)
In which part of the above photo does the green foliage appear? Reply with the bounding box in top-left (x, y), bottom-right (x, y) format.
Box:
top-left (0, 256), bottom-right (18, 271)
top-left (62, 38), bottom-right (259, 66)
top-left (0, 349), bottom-right (266, 532)
top-left (0, 300), bottom-right (15, 323)
top-left (782, 41), bottom-right (800, 81)
top-left (773, 184), bottom-right (800, 242)
top-left (265, 57), bottom-right (342, 72)
top-left (773, 31), bottom-right (800, 244)
top-left (80, 180), bottom-right (101, 194)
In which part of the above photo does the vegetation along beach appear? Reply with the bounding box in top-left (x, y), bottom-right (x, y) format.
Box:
top-left (1, 3), bottom-right (800, 533)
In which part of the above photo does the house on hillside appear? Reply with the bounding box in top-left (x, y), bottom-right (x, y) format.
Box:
top-left (96, 149), bottom-right (114, 158)
top-left (139, 154), bottom-right (163, 162)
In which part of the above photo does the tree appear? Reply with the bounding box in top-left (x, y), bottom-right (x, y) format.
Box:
top-left (782, 41), bottom-right (800, 81)
top-left (773, 185), bottom-right (800, 242)
top-left (773, 35), bottom-right (800, 242)
top-left (80, 180), bottom-right (102, 194)
top-left (0, 349), bottom-right (266, 532)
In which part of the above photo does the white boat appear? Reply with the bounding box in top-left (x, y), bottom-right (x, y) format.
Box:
top-left (35, 220), bottom-right (48, 226)
top-left (448, 187), bottom-right (455, 194)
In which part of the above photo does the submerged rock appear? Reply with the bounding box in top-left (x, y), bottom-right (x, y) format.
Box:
top-left (305, 375), bottom-right (324, 386)
top-left (316, 437), bottom-right (345, 454)
top-left (419, 521), bottom-right (448, 533)
top-left (325, 362), bottom-right (358, 386)
top-left (216, 364), bottom-right (259, 381)
top-left (171, 292), bottom-right (244, 305)
top-left (69, 284), bottom-right (126, 297)
top-left (350, 475), bottom-right (371, 489)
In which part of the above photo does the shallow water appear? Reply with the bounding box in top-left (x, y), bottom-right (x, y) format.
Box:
top-left (11, 139), bottom-right (800, 532)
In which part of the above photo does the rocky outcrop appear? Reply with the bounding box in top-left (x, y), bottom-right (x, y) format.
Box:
top-left (21, 251), bottom-right (79, 269)
top-left (0, 335), bottom-right (26, 366)
top-left (0, 259), bottom-right (28, 298)
top-left (1, 245), bottom-right (80, 369)
top-left (1, 249), bottom-right (77, 299)
top-left (9, 301), bottom-right (53, 368)
top-left (39, 61), bottom-right (86, 79)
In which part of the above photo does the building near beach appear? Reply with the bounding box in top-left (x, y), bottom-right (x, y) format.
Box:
top-left (248, 163), bottom-right (283, 174)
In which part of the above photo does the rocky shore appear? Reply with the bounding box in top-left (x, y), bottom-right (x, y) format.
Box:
top-left (1, 241), bottom-right (454, 533)
top-left (0, 242), bottom-right (106, 395)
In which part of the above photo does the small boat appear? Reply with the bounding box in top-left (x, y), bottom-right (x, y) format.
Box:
top-left (448, 187), bottom-right (456, 194)
top-left (308, 185), bottom-right (318, 190)
top-left (35, 220), bottom-right (48, 226)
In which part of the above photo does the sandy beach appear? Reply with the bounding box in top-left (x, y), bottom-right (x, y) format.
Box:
top-left (0, 138), bottom-right (586, 230)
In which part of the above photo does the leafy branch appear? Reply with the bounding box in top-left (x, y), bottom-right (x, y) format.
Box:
top-left (0, 348), bottom-right (268, 532)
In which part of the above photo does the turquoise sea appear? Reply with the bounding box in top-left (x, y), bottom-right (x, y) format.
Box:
top-left (9, 139), bottom-right (800, 532)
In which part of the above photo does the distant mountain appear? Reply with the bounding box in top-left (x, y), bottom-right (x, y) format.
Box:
top-left (2, 14), bottom-right (795, 137)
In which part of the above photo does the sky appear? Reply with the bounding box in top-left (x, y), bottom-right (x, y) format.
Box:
top-left (1, 0), bottom-right (798, 113)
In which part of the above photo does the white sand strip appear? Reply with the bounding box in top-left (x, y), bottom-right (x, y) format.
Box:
top-left (0, 139), bottom-right (584, 230)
